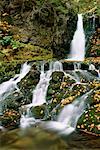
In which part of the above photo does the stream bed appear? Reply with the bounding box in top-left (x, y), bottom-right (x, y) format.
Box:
top-left (0, 127), bottom-right (100, 150)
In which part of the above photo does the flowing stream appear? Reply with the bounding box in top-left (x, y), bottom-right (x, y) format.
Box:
top-left (19, 61), bottom-right (97, 136)
top-left (20, 61), bottom-right (64, 128)
top-left (0, 13), bottom-right (99, 149)
top-left (0, 62), bottom-right (31, 115)
top-left (0, 60), bottom-right (99, 150)
top-left (42, 90), bottom-right (93, 135)
top-left (0, 62), bottom-right (31, 101)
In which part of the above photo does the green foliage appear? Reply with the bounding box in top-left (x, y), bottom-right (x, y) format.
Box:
top-left (11, 40), bottom-right (24, 50)
top-left (36, 0), bottom-right (44, 7)
top-left (49, 0), bottom-right (68, 14)
top-left (71, 0), bottom-right (99, 15)
top-left (0, 34), bottom-right (24, 49)
top-left (0, 36), bottom-right (12, 46)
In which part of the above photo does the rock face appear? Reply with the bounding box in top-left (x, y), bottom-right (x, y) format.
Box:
top-left (0, 0), bottom-right (77, 59)
top-left (86, 28), bottom-right (100, 57)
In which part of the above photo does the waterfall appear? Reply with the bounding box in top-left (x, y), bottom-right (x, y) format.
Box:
top-left (52, 61), bottom-right (63, 72)
top-left (0, 62), bottom-right (31, 101)
top-left (31, 63), bottom-right (52, 107)
top-left (73, 62), bottom-right (81, 71)
top-left (92, 14), bottom-right (95, 30)
top-left (67, 14), bottom-right (85, 61)
top-left (20, 61), bottom-right (64, 128)
top-left (43, 90), bottom-right (93, 135)
top-left (28, 61), bottom-right (63, 107)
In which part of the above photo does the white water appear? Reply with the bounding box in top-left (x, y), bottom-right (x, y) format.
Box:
top-left (20, 115), bottom-right (36, 129)
top-left (16, 61), bottom-right (98, 135)
top-left (89, 64), bottom-right (100, 78)
top-left (27, 61), bottom-right (63, 107)
top-left (93, 14), bottom-right (95, 30)
top-left (66, 14), bottom-right (85, 61)
top-left (0, 62), bottom-right (31, 101)
top-left (31, 69), bottom-right (52, 107)
top-left (43, 90), bottom-right (92, 135)
top-left (20, 61), bottom-right (94, 133)
top-left (20, 61), bottom-right (64, 128)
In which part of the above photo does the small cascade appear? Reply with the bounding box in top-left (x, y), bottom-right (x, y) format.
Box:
top-left (93, 14), bottom-right (95, 30)
top-left (89, 64), bottom-right (100, 78)
top-left (63, 62), bottom-right (88, 90)
top-left (31, 63), bottom-right (52, 107)
top-left (73, 62), bottom-right (81, 71)
top-left (73, 62), bottom-right (81, 82)
top-left (14, 62), bottom-right (31, 83)
top-left (0, 62), bottom-right (31, 101)
top-left (0, 126), bottom-right (5, 131)
top-left (29, 61), bottom-right (63, 107)
top-left (66, 14), bottom-right (85, 61)
top-left (20, 61), bottom-right (64, 128)
top-left (43, 90), bottom-right (93, 135)
top-left (89, 64), bottom-right (96, 71)
top-left (70, 62), bottom-right (100, 90)
top-left (52, 61), bottom-right (63, 72)
top-left (20, 115), bottom-right (36, 129)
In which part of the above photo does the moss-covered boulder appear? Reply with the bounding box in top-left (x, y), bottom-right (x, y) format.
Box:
top-left (77, 104), bottom-right (100, 136)
top-left (0, 109), bottom-right (20, 129)
top-left (30, 105), bottom-right (49, 120)
top-left (0, 61), bottom-right (21, 83)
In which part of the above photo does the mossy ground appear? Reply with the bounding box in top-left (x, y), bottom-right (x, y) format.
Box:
top-left (0, 21), bottom-right (53, 62)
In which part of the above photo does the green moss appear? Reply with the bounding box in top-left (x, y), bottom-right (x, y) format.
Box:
top-left (0, 61), bottom-right (21, 83)
top-left (31, 105), bottom-right (48, 119)
top-left (77, 104), bottom-right (100, 135)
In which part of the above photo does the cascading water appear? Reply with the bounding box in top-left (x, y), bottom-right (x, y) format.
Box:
top-left (0, 60), bottom-right (98, 136)
top-left (20, 61), bottom-right (64, 128)
top-left (0, 62), bottom-right (31, 101)
top-left (43, 90), bottom-right (93, 135)
top-left (20, 61), bottom-right (95, 131)
top-left (66, 62), bottom-right (88, 90)
top-left (72, 63), bottom-right (100, 82)
top-left (92, 14), bottom-right (95, 30)
top-left (67, 14), bottom-right (85, 61)
top-left (89, 64), bottom-right (100, 78)
top-left (0, 62), bottom-right (31, 116)
top-left (29, 61), bottom-right (63, 107)
top-left (31, 63), bottom-right (52, 107)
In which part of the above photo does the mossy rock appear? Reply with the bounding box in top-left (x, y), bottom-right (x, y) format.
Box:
top-left (0, 61), bottom-right (22, 83)
top-left (0, 109), bottom-right (21, 129)
top-left (50, 83), bottom-right (61, 90)
top-left (30, 105), bottom-right (49, 120)
top-left (51, 71), bottom-right (64, 83)
top-left (90, 89), bottom-right (100, 104)
top-left (77, 104), bottom-right (100, 135)
top-left (18, 65), bottom-right (40, 105)
top-left (63, 76), bottom-right (75, 84)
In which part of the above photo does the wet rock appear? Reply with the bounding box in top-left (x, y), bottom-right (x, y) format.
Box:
top-left (31, 105), bottom-right (49, 120)
top-left (86, 28), bottom-right (100, 58)
top-left (63, 62), bottom-right (74, 70)
top-left (0, 109), bottom-right (20, 130)
top-left (52, 71), bottom-right (64, 83)
top-left (18, 65), bottom-right (40, 105)
top-left (77, 104), bottom-right (100, 136)
top-left (0, 62), bottom-right (21, 84)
